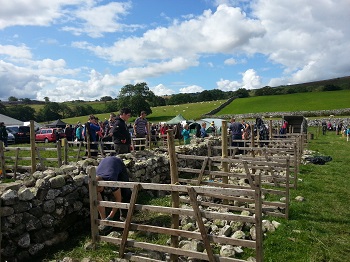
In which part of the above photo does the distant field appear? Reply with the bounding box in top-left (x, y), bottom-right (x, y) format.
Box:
top-left (62, 100), bottom-right (226, 124)
top-left (218, 90), bottom-right (350, 115)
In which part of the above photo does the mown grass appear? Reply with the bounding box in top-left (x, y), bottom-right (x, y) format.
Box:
top-left (61, 89), bottom-right (350, 125)
top-left (34, 129), bottom-right (350, 261)
top-left (62, 100), bottom-right (227, 125)
top-left (263, 129), bottom-right (350, 261)
top-left (218, 89), bottom-right (350, 115)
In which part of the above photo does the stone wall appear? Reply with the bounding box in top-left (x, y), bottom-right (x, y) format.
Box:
top-left (0, 137), bottom-right (222, 261)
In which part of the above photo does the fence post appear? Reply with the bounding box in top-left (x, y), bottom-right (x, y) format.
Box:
top-left (250, 124), bottom-right (255, 157)
top-left (87, 166), bottom-right (98, 249)
top-left (64, 138), bottom-right (68, 165)
top-left (167, 129), bottom-right (179, 262)
top-left (0, 142), bottom-right (5, 178)
top-left (254, 171), bottom-right (263, 262)
top-left (57, 141), bottom-right (62, 167)
top-left (30, 120), bottom-right (36, 174)
top-left (221, 120), bottom-right (228, 205)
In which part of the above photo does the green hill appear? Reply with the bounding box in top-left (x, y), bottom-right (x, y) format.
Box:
top-left (217, 89), bottom-right (350, 115)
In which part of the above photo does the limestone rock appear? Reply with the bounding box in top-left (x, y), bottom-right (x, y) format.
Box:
top-left (220, 245), bottom-right (235, 257)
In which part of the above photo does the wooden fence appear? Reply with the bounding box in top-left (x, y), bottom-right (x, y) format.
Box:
top-left (177, 154), bottom-right (290, 219)
top-left (88, 131), bottom-right (264, 261)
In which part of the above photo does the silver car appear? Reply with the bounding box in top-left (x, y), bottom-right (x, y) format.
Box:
top-left (6, 128), bottom-right (16, 144)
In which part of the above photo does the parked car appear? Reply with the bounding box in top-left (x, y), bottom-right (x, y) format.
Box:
top-left (6, 125), bottom-right (31, 143)
top-left (35, 128), bottom-right (66, 143)
top-left (6, 128), bottom-right (16, 144)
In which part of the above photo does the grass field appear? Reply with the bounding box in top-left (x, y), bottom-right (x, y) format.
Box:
top-left (60, 89), bottom-right (350, 125)
top-left (62, 100), bottom-right (227, 124)
top-left (218, 89), bottom-right (350, 115)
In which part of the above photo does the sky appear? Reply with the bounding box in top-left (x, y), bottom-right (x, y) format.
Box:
top-left (0, 0), bottom-right (349, 102)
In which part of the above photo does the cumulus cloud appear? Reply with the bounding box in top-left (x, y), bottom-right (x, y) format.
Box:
top-left (216, 69), bottom-right (260, 91)
top-left (0, 0), bottom-right (83, 29)
top-left (224, 58), bottom-right (237, 65)
top-left (1, 1), bottom-right (350, 102)
top-left (61, 2), bottom-right (136, 38)
top-left (116, 57), bottom-right (199, 83)
top-left (73, 4), bottom-right (265, 64)
top-left (249, 0), bottom-right (350, 84)
top-left (0, 44), bottom-right (32, 59)
top-left (180, 85), bottom-right (204, 94)
top-left (150, 84), bottom-right (176, 96)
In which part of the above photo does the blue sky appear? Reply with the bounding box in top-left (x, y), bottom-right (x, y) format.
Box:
top-left (0, 0), bottom-right (349, 102)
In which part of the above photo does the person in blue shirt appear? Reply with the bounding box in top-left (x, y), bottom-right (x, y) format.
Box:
top-left (181, 124), bottom-right (191, 144)
top-left (96, 156), bottom-right (130, 222)
top-left (200, 122), bottom-right (208, 138)
top-left (84, 115), bottom-right (101, 156)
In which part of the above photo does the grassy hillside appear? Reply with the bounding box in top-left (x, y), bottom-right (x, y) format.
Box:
top-left (218, 89), bottom-right (350, 115)
top-left (62, 89), bottom-right (350, 124)
top-left (62, 100), bottom-right (227, 124)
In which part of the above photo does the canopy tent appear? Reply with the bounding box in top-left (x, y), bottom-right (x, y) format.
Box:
top-left (0, 114), bottom-right (23, 126)
top-left (189, 118), bottom-right (224, 135)
top-left (166, 114), bottom-right (187, 125)
top-left (23, 121), bottom-right (43, 131)
top-left (46, 119), bottom-right (68, 128)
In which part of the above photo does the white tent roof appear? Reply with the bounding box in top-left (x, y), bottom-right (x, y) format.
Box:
top-left (23, 121), bottom-right (43, 130)
top-left (0, 113), bottom-right (23, 126)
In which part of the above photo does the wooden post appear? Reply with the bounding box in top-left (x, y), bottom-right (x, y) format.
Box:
top-left (57, 141), bottom-right (62, 167)
top-left (285, 158), bottom-right (290, 219)
top-left (64, 138), bottom-right (68, 165)
top-left (250, 124), bottom-right (255, 157)
top-left (147, 122), bottom-right (151, 149)
top-left (167, 129), bottom-right (179, 262)
top-left (30, 120), bottom-right (36, 174)
top-left (269, 119), bottom-right (273, 139)
top-left (87, 166), bottom-right (98, 249)
top-left (0, 142), bottom-right (5, 178)
top-left (254, 170), bottom-right (263, 262)
top-left (221, 120), bottom-right (229, 205)
top-left (14, 148), bottom-right (20, 178)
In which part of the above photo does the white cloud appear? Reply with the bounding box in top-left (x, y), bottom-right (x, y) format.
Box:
top-left (224, 58), bottom-right (237, 65)
top-left (241, 69), bottom-right (261, 89)
top-left (180, 85), bottom-right (204, 94)
top-left (150, 84), bottom-right (175, 96)
top-left (0, 44), bottom-right (32, 59)
top-left (216, 68), bottom-right (260, 91)
top-left (62, 2), bottom-right (136, 38)
top-left (0, 0), bottom-right (84, 29)
top-left (216, 79), bottom-right (241, 92)
top-left (249, 0), bottom-right (350, 85)
top-left (73, 5), bottom-right (265, 64)
top-left (116, 57), bottom-right (199, 83)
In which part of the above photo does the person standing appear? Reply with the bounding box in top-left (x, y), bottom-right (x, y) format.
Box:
top-left (200, 122), bottom-right (208, 138)
top-left (75, 124), bottom-right (84, 142)
top-left (133, 111), bottom-right (149, 150)
top-left (229, 118), bottom-right (244, 147)
top-left (110, 108), bottom-right (132, 154)
top-left (84, 115), bottom-right (101, 157)
top-left (181, 124), bottom-right (191, 145)
top-left (0, 122), bottom-right (8, 147)
top-left (64, 124), bottom-right (73, 146)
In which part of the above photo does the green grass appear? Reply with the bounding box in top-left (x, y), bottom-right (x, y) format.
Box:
top-left (263, 129), bottom-right (350, 261)
top-left (62, 100), bottom-right (227, 125)
top-left (218, 89), bottom-right (350, 115)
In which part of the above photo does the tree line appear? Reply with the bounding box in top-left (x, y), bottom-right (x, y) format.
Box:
top-left (1, 80), bottom-right (347, 123)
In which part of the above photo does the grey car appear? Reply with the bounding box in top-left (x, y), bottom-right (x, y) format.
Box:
top-left (6, 128), bottom-right (16, 144)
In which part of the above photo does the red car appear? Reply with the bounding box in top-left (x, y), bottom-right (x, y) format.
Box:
top-left (35, 128), bottom-right (66, 143)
